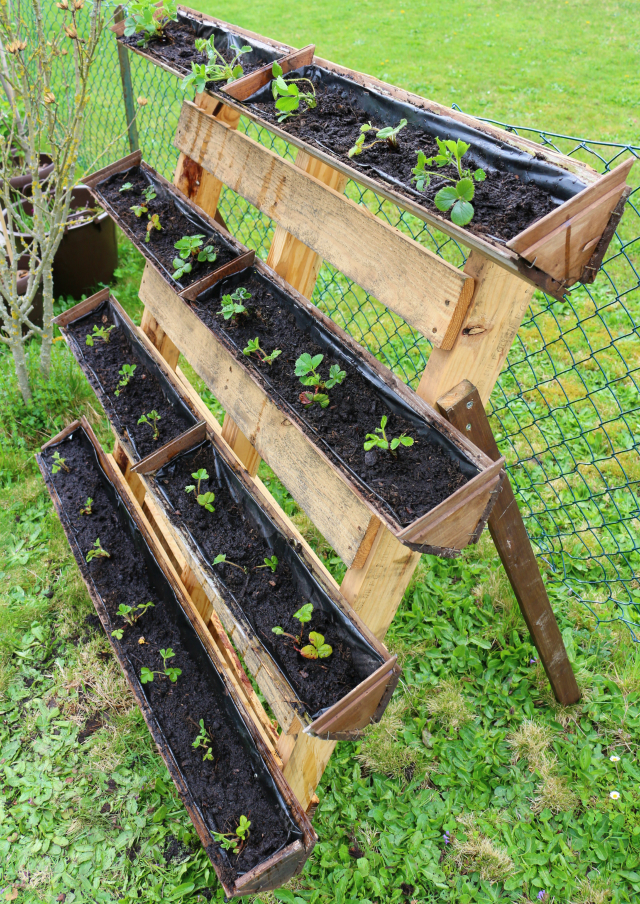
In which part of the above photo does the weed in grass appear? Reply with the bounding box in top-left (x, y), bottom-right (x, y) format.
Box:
top-left (508, 719), bottom-right (554, 770)
top-left (532, 761), bottom-right (579, 814)
top-left (356, 697), bottom-right (429, 779)
top-left (572, 874), bottom-right (614, 904)
top-left (425, 679), bottom-right (472, 731)
top-left (452, 825), bottom-right (515, 882)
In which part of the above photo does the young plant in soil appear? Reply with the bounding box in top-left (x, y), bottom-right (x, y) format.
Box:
top-left (181, 39), bottom-right (252, 93)
top-left (124, 0), bottom-right (178, 47)
top-left (218, 287), bottom-right (251, 321)
top-left (364, 415), bottom-right (414, 457)
top-left (79, 497), bottom-right (93, 515)
top-left (85, 324), bottom-right (114, 346)
top-left (213, 553), bottom-right (246, 573)
top-left (295, 353), bottom-right (346, 408)
top-left (270, 61), bottom-right (317, 122)
top-left (272, 603), bottom-right (333, 660)
top-left (213, 815), bottom-right (251, 855)
top-left (111, 601), bottom-right (155, 640)
top-left (172, 234), bottom-right (217, 280)
top-left (185, 468), bottom-right (215, 512)
top-left (130, 185), bottom-right (157, 219)
top-left (411, 138), bottom-right (486, 226)
top-left (119, 182), bottom-right (133, 193)
top-left (256, 555), bottom-right (278, 573)
top-left (192, 719), bottom-right (214, 761)
top-left (138, 410), bottom-right (161, 441)
top-left (242, 337), bottom-right (282, 365)
top-left (146, 214), bottom-right (162, 243)
top-left (86, 538), bottom-right (110, 562)
top-left (51, 451), bottom-right (70, 474)
top-left (140, 648), bottom-right (181, 683)
top-left (114, 363), bottom-right (137, 396)
top-left (348, 118), bottom-right (407, 158)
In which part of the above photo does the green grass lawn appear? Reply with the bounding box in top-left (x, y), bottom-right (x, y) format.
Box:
top-left (1, 2), bottom-right (640, 903)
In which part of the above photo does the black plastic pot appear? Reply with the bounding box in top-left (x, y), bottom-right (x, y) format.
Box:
top-left (5, 151), bottom-right (54, 195)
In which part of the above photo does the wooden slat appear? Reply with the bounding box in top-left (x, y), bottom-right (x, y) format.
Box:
top-left (52, 287), bottom-right (109, 329)
top-left (132, 421), bottom-right (207, 474)
top-left (174, 99), bottom-right (476, 349)
top-left (140, 307), bottom-right (180, 369)
top-left (309, 657), bottom-right (400, 737)
top-left (437, 380), bottom-right (580, 706)
top-left (222, 44), bottom-right (315, 101)
top-left (417, 251), bottom-right (536, 406)
top-left (283, 731), bottom-right (336, 812)
top-left (179, 249), bottom-right (256, 302)
top-left (220, 416), bottom-right (261, 477)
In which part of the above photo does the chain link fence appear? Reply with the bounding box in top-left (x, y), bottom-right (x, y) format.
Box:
top-left (45, 4), bottom-right (640, 635)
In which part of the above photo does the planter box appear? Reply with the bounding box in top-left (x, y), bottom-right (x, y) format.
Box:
top-left (139, 256), bottom-right (505, 567)
top-left (37, 418), bottom-right (316, 898)
top-left (132, 421), bottom-right (401, 739)
top-left (112, 7), bottom-right (313, 104)
top-left (53, 289), bottom-right (201, 463)
top-left (84, 151), bottom-right (254, 299)
top-left (230, 63), bottom-right (634, 296)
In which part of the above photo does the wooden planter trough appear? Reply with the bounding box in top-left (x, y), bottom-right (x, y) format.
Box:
top-left (37, 418), bottom-right (316, 898)
top-left (84, 151), bottom-right (255, 301)
top-left (116, 4), bottom-right (634, 298)
top-left (131, 420), bottom-right (402, 739)
top-left (138, 256), bottom-right (505, 567)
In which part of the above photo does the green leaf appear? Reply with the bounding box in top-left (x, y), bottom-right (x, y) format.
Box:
top-left (357, 857), bottom-right (370, 876)
top-left (450, 198), bottom-right (474, 226)
top-left (434, 185), bottom-right (458, 211)
top-left (474, 168), bottom-right (486, 181)
top-left (456, 177), bottom-right (475, 201)
top-left (272, 61), bottom-right (283, 77)
top-left (153, 804), bottom-right (168, 823)
top-left (166, 882), bottom-right (195, 899)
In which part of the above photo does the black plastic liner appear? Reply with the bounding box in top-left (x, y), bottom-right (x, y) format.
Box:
top-left (154, 436), bottom-right (384, 721)
top-left (43, 426), bottom-right (303, 874)
top-left (194, 267), bottom-right (480, 525)
top-left (64, 297), bottom-right (198, 460)
top-left (245, 65), bottom-right (587, 207)
top-left (94, 163), bottom-right (241, 290)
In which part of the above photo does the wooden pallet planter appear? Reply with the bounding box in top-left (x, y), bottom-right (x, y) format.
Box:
top-left (37, 418), bottom-right (316, 898)
top-left (54, 290), bottom-right (402, 739)
top-left (115, 4), bottom-right (634, 298)
top-left (84, 151), bottom-right (255, 300)
top-left (138, 258), bottom-right (505, 565)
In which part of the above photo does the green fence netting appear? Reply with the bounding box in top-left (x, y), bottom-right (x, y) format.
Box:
top-left (29, 3), bottom-right (640, 636)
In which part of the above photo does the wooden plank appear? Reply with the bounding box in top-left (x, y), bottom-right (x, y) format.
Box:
top-left (309, 657), bottom-right (400, 737)
top-left (220, 416), bottom-right (261, 477)
top-left (222, 45), bottom-right (315, 102)
top-left (179, 249), bottom-right (256, 302)
top-left (174, 100), bottom-right (476, 349)
top-left (83, 148), bottom-right (142, 190)
top-left (283, 731), bottom-right (336, 811)
top-left (139, 262), bottom-right (376, 567)
top-left (417, 251), bottom-right (536, 406)
top-left (436, 380), bottom-right (580, 706)
top-left (132, 421), bottom-right (207, 474)
top-left (52, 287), bottom-right (109, 329)
top-left (140, 307), bottom-right (181, 369)
top-left (581, 185), bottom-right (632, 284)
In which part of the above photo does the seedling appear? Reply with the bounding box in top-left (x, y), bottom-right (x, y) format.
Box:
top-left (119, 182), bottom-right (133, 192)
top-left (213, 815), bottom-right (251, 855)
top-left (411, 138), bottom-right (486, 226)
top-left (213, 553), bottom-right (246, 573)
top-left (140, 648), bottom-right (181, 683)
top-left (295, 353), bottom-right (346, 408)
top-left (186, 469), bottom-right (215, 512)
top-left (218, 287), bottom-right (251, 320)
top-left (51, 451), bottom-right (70, 474)
top-left (270, 61), bottom-right (316, 122)
top-left (192, 719), bottom-right (214, 761)
top-left (363, 415), bottom-right (414, 456)
top-left (79, 497), bottom-right (93, 515)
top-left (111, 600), bottom-right (154, 639)
top-left (145, 213), bottom-right (161, 242)
top-left (272, 602), bottom-right (332, 658)
top-left (85, 324), bottom-right (114, 346)
top-left (256, 555), bottom-right (278, 573)
top-left (142, 186), bottom-right (156, 204)
top-left (124, 0), bottom-right (177, 47)
top-left (348, 118), bottom-right (407, 157)
top-left (130, 203), bottom-right (148, 218)
top-left (86, 538), bottom-right (110, 562)
top-left (137, 410), bottom-right (161, 440)
top-left (181, 40), bottom-right (252, 93)
top-left (114, 363), bottom-right (137, 396)
top-left (242, 337), bottom-right (282, 365)
top-left (172, 234), bottom-right (217, 280)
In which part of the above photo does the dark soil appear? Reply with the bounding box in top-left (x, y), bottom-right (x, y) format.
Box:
top-left (67, 306), bottom-right (194, 460)
top-left (249, 79), bottom-right (561, 243)
top-left (158, 443), bottom-right (376, 716)
top-left (43, 432), bottom-right (293, 881)
top-left (193, 274), bottom-right (468, 527)
top-left (120, 18), bottom-right (275, 83)
top-left (97, 165), bottom-right (237, 288)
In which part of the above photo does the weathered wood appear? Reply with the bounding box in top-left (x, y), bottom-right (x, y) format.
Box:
top-left (222, 45), bottom-right (315, 101)
top-left (506, 158), bottom-right (634, 284)
top-left (283, 730), bottom-right (336, 812)
top-left (174, 100), bottom-right (476, 349)
top-left (140, 307), bottom-right (180, 369)
top-left (179, 249), bottom-right (256, 302)
top-left (51, 287), bottom-right (109, 329)
top-left (131, 421), bottom-right (207, 474)
top-left (220, 416), bottom-right (261, 477)
top-left (436, 380), bottom-right (580, 706)
top-left (580, 185), bottom-right (633, 284)
top-left (417, 251), bottom-right (536, 406)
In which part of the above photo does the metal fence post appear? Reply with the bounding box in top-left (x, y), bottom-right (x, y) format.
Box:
top-left (114, 5), bottom-right (140, 154)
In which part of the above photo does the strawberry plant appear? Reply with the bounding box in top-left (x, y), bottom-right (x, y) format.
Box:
top-left (411, 138), bottom-right (486, 226)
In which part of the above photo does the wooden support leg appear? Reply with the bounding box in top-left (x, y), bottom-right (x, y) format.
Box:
top-left (437, 380), bottom-right (580, 706)
top-left (139, 307), bottom-right (180, 369)
top-left (283, 731), bottom-right (336, 812)
top-left (417, 251), bottom-right (535, 406)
